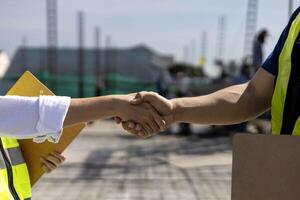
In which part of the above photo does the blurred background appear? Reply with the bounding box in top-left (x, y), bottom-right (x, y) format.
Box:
top-left (0, 0), bottom-right (298, 199)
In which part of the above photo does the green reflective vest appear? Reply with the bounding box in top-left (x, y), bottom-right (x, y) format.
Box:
top-left (271, 12), bottom-right (300, 135)
top-left (0, 137), bottom-right (31, 200)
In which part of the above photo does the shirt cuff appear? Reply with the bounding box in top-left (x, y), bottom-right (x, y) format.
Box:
top-left (34, 95), bottom-right (71, 143)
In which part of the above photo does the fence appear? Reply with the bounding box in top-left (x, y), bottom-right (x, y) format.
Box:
top-left (3, 71), bottom-right (157, 97)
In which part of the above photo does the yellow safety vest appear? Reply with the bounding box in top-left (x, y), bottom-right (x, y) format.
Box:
top-left (0, 137), bottom-right (31, 200)
top-left (271, 12), bottom-right (300, 135)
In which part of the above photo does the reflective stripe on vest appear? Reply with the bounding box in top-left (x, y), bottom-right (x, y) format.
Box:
top-left (0, 137), bottom-right (31, 200)
top-left (271, 12), bottom-right (300, 135)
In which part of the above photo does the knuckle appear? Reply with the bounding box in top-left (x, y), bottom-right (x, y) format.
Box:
top-left (151, 91), bottom-right (158, 96)
top-left (150, 91), bottom-right (158, 98)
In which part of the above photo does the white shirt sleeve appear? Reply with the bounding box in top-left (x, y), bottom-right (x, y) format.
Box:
top-left (0, 95), bottom-right (71, 143)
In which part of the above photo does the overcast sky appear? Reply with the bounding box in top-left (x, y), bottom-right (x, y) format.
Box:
top-left (1, 0), bottom-right (299, 68)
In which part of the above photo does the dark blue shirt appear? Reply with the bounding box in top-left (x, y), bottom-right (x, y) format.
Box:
top-left (262, 7), bottom-right (300, 76)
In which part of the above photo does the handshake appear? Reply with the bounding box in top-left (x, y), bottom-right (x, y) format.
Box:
top-left (113, 91), bottom-right (175, 138)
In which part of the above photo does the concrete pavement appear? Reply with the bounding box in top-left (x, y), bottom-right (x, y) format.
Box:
top-left (32, 121), bottom-right (232, 200)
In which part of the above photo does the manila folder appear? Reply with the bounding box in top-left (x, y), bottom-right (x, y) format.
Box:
top-left (5, 71), bottom-right (85, 186)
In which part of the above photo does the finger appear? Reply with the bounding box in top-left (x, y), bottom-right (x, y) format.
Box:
top-left (114, 117), bottom-right (122, 124)
top-left (141, 121), bottom-right (153, 136)
top-left (121, 121), bottom-right (140, 135)
top-left (46, 155), bottom-right (62, 167)
top-left (52, 151), bottom-right (65, 159)
top-left (135, 92), bottom-right (156, 104)
top-left (151, 110), bottom-right (166, 131)
top-left (134, 126), bottom-right (148, 138)
top-left (138, 131), bottom-right (149, 138)
top-left (144, 124), bottom-right (153, 136)
top-left (143, 130), bottom-right (153, 138)
top-left (40, 157), bottom-right (56, 172)
top-left (121, 121), bottom-right (133, 131)
top-left (41, 164), bottom-right (51, 173)
top-left (130, 92), bottom-right (144, 105)
top-left (146, 108), bottom-right (162, 133)
top-left (121, 121), bottom-right (130, 130)
top-left (135, 115), bottom-right (153, 135)
top-left (146, 116), bottom-right (160, 134)
top-left (50, 152), bottom-right (66, 163)
top-left (127, 128), bottom-right (140, 136)
top-left (45, 155), bottom-right (61, 167)
top-left (163, 115), bottom-right (174, 128)
top-left (42, 164), bottom-right (55, 173)
top-left (135, 124), bottom-right (142, 131)
top-left (127, 121), bottom-right (135, 129)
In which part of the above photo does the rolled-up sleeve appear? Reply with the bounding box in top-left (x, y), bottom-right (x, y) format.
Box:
top-left (0, 95), bottom-right (71, 143)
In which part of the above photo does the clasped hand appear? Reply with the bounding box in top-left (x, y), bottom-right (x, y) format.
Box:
top-left (115, 92), bottom-right (173, 138)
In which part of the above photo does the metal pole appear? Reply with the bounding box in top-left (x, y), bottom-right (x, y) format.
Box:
top-left (46, 0), bottom-right (58, 91)
top-left (183, 45), bottom-right (189, 64)
top-left (78, 11), bottom-right (84, 97)
top-left (288, 0), bottom-right (293, 17)
top-left (94, 26), bottom-right (102, 96)
top-left (104, 35), bottom-right (111, 92)
top-left (199, 31), bottom-right (207, 67)
top-left (21, 36), bottom-right (28, 72)
top-left (191, 39), bottom-right (196, 65)
top-left (244, 0), bottom-right (258, 57)
top-left (216, 15), bottom-right (226, 61)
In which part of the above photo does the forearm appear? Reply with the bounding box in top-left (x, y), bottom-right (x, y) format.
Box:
top-left (171, 82), bottom-right (270, 125)
top-left (64, 94), bottom-right (166, 135)
top-left (63, 95), bottom-right (121, 127)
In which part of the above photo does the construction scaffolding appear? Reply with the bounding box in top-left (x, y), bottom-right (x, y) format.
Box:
top-left (78, 11), bottom-right (85, 97)
top-left (288, 0), bottom-right (293, 17)
top-left (94, 26), bottom-right (102, 96)
top-left (244, 0), bottom-right (258, 57)
top-left (46, 0), bottom-right (58, 91)
top-left (216, 15), bottom-right (226, 60)
top-left (199, 31), bottom-right (207, 67)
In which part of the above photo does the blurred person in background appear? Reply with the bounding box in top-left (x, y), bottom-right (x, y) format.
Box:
top-left (117, 7), bottom-right (300, 140)
top-left (214, 59), bottom-right (229, 83)
top-left (175, 72), bottom-right (190, 98)
top-left (252, 29), bottom-right (272, 133)
top-left (252, 29), bottom-right (269, 75)
top-left (156, 70), bottom-right (172, 98)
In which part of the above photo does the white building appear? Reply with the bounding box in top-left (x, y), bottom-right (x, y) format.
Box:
top-left (0, 50), bottom-right (10, 78)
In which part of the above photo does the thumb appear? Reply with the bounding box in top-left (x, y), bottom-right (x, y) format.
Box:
top-left (162, 115), bottom-right (174, 129)
top-left (114, 117), bottom-right (122, 124)
top-left (130, 92), bottom-right (143, 105)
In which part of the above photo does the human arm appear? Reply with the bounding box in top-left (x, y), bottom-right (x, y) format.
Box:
top-left (64, 94), bottom-right (166, 134)
top-left (171, 68), bottom-right (275, 124)
top-left (119, 7), bottom-right (300, 135)
top-left (119, 68), bottom-right (275, 135)
top-left (0, 94), bottom-right (165, 141)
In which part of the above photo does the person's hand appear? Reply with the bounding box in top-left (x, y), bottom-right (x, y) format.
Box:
top-left (40, 151), bottom-right (66, 174)
top-left (114, 94), bottom-right (167, 136)
top-left (115, 116), bottom-right (146, 137)
top-left (115, 92), bottom-right (174, 137)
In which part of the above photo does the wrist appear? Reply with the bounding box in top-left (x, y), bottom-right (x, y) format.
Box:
top-left (110, 95), bottom-right (129, 117)
top-left (170, 98), bottom-right (181, 123)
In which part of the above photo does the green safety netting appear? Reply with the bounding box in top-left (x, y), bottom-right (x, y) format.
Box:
top-left (3, 71), bottom-right (157, 97)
